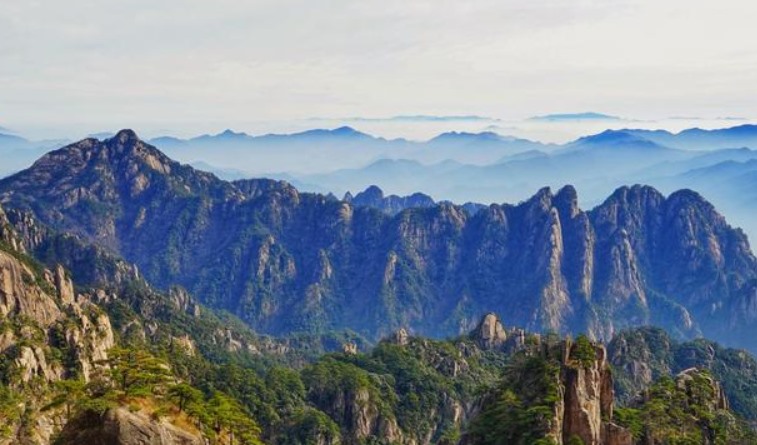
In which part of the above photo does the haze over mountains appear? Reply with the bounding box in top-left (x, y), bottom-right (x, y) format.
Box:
top-left (4, 122), bottom-right (757, 244)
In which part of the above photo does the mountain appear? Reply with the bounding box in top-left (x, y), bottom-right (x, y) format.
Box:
top-left (142, 127), bottom-right (551, 178)
top-left (634, 147), bottom-right (757, 179)
top-left (625, 124), bottom-right (757, 150)
top-left (1, 131), bottom-right (756, 355)
top-left (290, 131), bottom-right (687, 203)
top-left (428, 131), bottom-right (542, 149)
top-left (271, 125), bottom-right (757, 243)
top-left (529, 112), bottom-right (621, 121)
top-left (567, 129), bottom-right (663, 148)
top-left (646, 158), bottom-right (757, 246)
top-left (190, 161), bottom-right (251, 180)
top-left (296, 158), bottom-right (465, 197)
top-left (9, 124), bottom-right (757, 246)
top-left (404, 130), bottom-right (690, 205)
top-left (343, 185), bottom-right (485, 217)
top-left (0, 133), bottom-right (72, 179)
top-left (344, 185), bottom-right (436, 215)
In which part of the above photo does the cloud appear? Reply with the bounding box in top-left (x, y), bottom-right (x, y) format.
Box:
top-left (2, 0), bottom-right (757, 138)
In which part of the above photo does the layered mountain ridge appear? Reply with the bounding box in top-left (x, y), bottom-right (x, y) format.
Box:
top-left (1, 130), bottom-right (756, 353)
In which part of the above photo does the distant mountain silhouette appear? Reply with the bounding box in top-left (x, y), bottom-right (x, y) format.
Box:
top-left (529, 112), bottom-right (621, 121)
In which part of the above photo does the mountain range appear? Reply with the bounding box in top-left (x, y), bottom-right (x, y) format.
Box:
top-left (2, 130), bottom-right (757, 355)
top-left (5, 124), bottom-right (757, 246)
top-left (270, 127), bottom-right (757, 242)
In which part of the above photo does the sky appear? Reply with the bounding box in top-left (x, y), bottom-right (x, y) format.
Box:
top-left (2, 0), bottom-right (757, 140)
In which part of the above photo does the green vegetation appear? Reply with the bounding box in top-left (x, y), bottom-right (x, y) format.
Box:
top-left (614, 370), bottom-right (757, 445)
top-left (571, 335), bottom-right (596, 368)
top-left (610, 327), bottom-right (757, 420)
top-left (467, 351), bottom-right (562, 445)
top-left (42, 346), bottom-right (264, 445)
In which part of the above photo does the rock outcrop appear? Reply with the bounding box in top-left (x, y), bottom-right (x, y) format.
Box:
top-left (674, 368), bottom-right (729, 411)
top-left (56, 408), bottom-right (203, 445)
top-left (471, 313), bottom-right (507, 349)
top-left (0, 251), bottom-right (61, 326)
top-left (309, 384), bottom-right (402, 445)
top-left (345, 185), bottom-right (437, 215)
top-left (560, 341), bottom-right (632, 445)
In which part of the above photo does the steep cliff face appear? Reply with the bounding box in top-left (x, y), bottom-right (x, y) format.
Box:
top-left (470, 313), bottom-right (507, 349)
top-left (0, 242), bottom-right (115, 387)
top-left (307, 382), bottom-right (402, 445)
top-left (560, 341), bottom-right (632, 445)
top-left (1, 131), bottom-right (756, 352)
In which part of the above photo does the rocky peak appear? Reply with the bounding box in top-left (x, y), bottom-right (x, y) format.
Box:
top-left (390, 327), bottom-right (409, 346)
top-left (111, 128), bottom-right (140, 146)
top-left (554, 185), bottom-right (580, 218)
top-left (348, 185), bottom-right (437, 215)
top-left (356, 185), bottom-right (384, 202)
top-left (560, 341), bottom-right (632, 445)
top-left (527, 186), bottom-right (554, 212)
top-left (471, 313), bottom-right (506, 349)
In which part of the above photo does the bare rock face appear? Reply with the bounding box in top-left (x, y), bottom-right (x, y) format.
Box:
top-left (170, 334), bottom-right (196, 356)
top-left (558, 342), bottom-right (632, 445)
top-left (342, 342), bottom-right (358, 355)
top-left (0, 205), bottom-right (24, 253)
top-left (64, 304), bottom-right (116, 381)
top-left (563, 345), bottom-right (631, 445)
top-left (0, 225), bottom-right (115, 430)
top-left (391, 327), bottom-right (409, 346)
top-left (168, 286), bottom-right (201, 317)
top-left (0, 251), bottom-right (62, 328)
top-left (601, 423), bottom-right (634, 445)
top-left (14, 345), bottom-right (62, 383)
top-left (54, 264), bottom-right (75, 305)
top-left (0, 252), bottom-right (115, 383)
top-left (336, 387), bottom-right (401, 444)
top-left (472, 313), bottom-right (506, 349)
top-left (56, 407), bottom-right (203, 445)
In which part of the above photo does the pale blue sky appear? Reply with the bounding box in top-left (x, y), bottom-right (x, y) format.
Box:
top-left (2, 0), bottom-right (756, 139)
